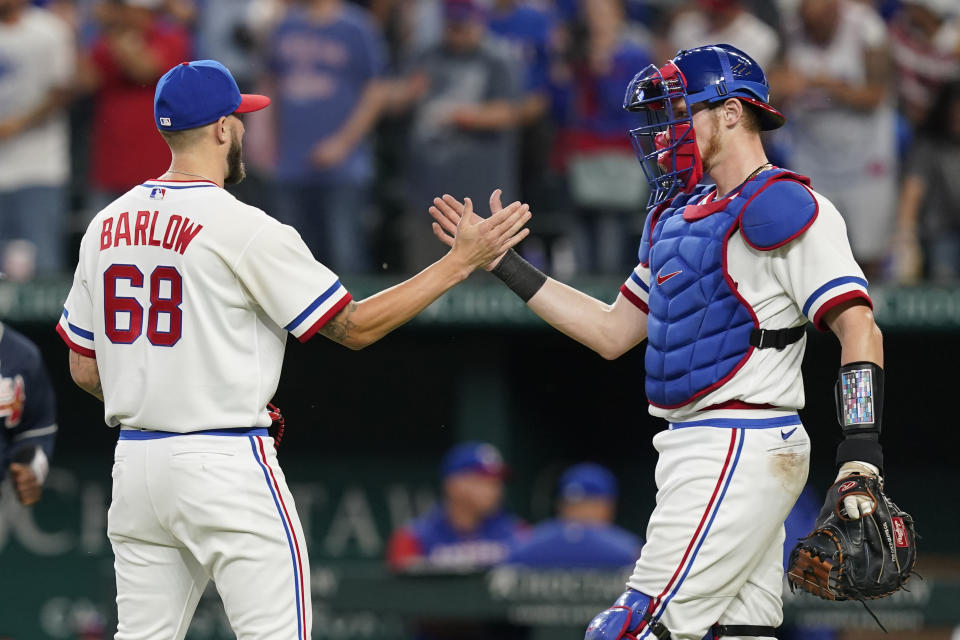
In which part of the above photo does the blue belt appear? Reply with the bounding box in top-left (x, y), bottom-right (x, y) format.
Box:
top-left (670, 415), bottom-right (802, 430)
top-left (118, 427), bottom-right (268, 441)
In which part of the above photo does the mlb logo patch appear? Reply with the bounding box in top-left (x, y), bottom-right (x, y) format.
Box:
top-left (150, 187), bottom-right (166, 200)
top-left (160, 117), bottom-right (172, 127)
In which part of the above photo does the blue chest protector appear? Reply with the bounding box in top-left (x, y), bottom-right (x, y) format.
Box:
top-left (638, 169), bottom-right (816, 408)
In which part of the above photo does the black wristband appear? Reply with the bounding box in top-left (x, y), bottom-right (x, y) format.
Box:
top-left (490, 249), bottom-right (547, 302)
top-left (834, 361), bottom-right (884, 470)
top-left (836, 434), bottom-right (884, 470)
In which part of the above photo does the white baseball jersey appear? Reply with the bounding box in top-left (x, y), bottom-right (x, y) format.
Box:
top-left (620, 186), bottom-right (870, 424)
top-left (57, 178), bottom-right (352, 432)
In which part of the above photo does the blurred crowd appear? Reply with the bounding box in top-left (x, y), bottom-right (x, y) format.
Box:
top-left (1, 0), bottom-right (959, 282)
top-left (384, 441), bottom-right (828, 640)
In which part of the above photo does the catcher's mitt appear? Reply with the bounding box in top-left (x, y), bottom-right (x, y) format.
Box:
top-left (787, 474), bottom-right (917, 602)
top-left (267, 402), bottom-right (285, 449)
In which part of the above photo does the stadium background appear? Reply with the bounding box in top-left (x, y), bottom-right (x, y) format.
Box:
top-left (2, 0), bottom-right (960, 637)
top-left (1, 280), bottom-right (959, 638)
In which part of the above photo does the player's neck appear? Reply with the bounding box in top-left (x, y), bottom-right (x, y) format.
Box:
top-left (707, 137), bottom-right (769, 198)
top-left (160, 153), bottom-right (225, 188)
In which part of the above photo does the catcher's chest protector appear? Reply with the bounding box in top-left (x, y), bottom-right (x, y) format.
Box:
top-left (641, 171), bottom-right (810, 408)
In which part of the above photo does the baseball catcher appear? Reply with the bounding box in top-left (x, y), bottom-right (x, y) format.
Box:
top-left (787, 363), bottom-right (918, 614)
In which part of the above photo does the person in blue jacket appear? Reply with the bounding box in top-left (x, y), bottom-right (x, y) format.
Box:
top-left (0, 320), bottom-right (57, 506)
top-left (506, 463), bottom-right (642, 568)
top-left (387, 441), bottom-right (526, 572)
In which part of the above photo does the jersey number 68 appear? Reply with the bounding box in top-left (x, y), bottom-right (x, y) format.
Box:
top-left (104, 264), bottom-right (183, 347)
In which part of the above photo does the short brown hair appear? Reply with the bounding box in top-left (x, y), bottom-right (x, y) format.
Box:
top-left (159, 125), bottom-right (207, 151)
top-left (738, 101), bottom-right (761, 133)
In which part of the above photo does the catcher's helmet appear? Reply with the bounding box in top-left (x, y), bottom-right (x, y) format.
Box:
top-left (623, 44), bottom-right (785, 210)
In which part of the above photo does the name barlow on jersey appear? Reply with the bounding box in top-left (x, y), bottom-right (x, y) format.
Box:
top-left (98, 208), bottom-right (203, 255)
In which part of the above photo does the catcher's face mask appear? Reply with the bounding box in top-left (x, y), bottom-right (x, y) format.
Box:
top-left (624, 62), bottom-right (704, 211)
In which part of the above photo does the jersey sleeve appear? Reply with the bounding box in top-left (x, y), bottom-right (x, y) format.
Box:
top-left (56, 236), bottom-right (96, 357)
top-left (619, 263), bottom-right (651, 314)
top-left (235, 221), bottom-right (353, 342)
top-left (774, 196), bottom-right (871, 331)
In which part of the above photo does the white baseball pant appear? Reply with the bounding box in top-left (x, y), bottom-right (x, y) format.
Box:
top-left (628, 414), bottom-right (810, 640)
top-left (108, 429), bottom-right (310, 640)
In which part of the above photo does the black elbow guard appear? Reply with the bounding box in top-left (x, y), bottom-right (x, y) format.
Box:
top-left (834, 361), bottom-right (884, 470)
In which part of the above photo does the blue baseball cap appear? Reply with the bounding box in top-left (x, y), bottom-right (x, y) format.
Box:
top-left (154, 60), bottom-right (270, 132)
top-left (558, 463), bottom-right (618, 501)
top-left (444, 0), bottom-right (485, 22)
top-left (441, 441), bottom-right (507, 479)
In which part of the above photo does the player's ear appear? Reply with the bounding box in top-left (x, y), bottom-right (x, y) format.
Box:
top-left (215, 116), bottom-right (230, 145)
top-left (722, 98), bottom-right (743, 128)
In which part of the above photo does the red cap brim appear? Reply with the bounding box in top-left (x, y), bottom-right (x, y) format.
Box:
top-left (236, 93), bottom-right (271, 114)
top-left (738, 96), bottom-right (786, 131)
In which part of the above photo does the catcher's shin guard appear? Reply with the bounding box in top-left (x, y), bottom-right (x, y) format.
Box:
top-left (585, 590), bottom-right (672, 640)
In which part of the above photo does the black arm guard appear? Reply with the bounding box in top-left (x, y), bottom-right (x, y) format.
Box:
top-left (834, 361), bottom-right (884, 470)
top-left (490, 249), bottom-right (547, 302)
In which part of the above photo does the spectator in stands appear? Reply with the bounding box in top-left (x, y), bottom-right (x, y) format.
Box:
top-left (505, 463), bottom-right (641, 568)
top-left (772, 0), bottom-right (897, 279)
top-left (0, 0), bottom-right (75, 278)
top-left (193, 0), bottom-right (257, 90)
top-left (387, 441), bottom-right (526, 572)
top-left (667, 0), bottom-right (781, 69)
top-left (888, 0), bottom-right (960, 129)
top-left (894, 80), bottom-right (960, 283)
top-left (487, 0), bottom-right (555, 205)
top-left (0, 320), bottom-right (58, 507)
top-left (266, 0), bottom-right (388, 274)
top-left (79, 0), bottom-right (190, 212)
top-left (550, 0), bottom-right (652, 274)
top-left (398, 0), bottom-right (520, 272)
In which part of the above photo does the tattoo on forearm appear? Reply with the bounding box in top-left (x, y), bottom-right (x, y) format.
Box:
top-left (319, 301), bottom-right (358, 344)
top-left (91, 382), bottom-right (104, 402)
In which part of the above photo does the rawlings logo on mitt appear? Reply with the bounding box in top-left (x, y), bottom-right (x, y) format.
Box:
top-left (787, 475), bottom-right (917, 602)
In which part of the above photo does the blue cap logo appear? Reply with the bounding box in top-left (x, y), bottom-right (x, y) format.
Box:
top-left (441, 441), bottom-right (507, 478)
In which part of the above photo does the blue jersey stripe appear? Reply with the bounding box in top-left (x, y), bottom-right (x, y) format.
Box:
top-left (118, 428), bottom-right (268, 440)
top-left (249, 437), bottom-right (305, 639)
top-left (801, 276), bottom-right (867, 318)
top-left (671, 415), bottom-right (801, 430)
top-left (140, 182), bottom-right (217, 190)
top-left (630, 271), bottom-right (649, 293)
top-left (62, 309), bottom-right (95, 340)
top-left (285, 281), bottom-right (342, 331)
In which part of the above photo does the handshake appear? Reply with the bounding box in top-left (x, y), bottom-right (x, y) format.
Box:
top-left (427, 189), bottom-right (529, 272)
